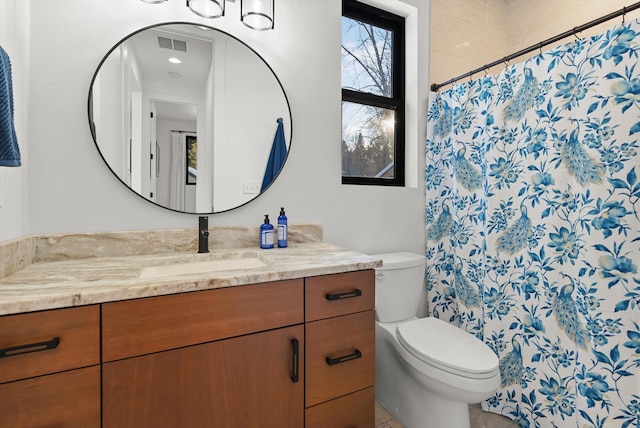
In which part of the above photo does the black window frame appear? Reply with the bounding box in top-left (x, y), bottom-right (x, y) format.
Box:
top-left (185, 134), bottom-right (197, 186)
top-left (341, 0), bottom-right (405, 186)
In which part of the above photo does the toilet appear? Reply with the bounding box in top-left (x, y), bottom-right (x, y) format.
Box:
top-left (373, 252), bottom-right (500, 428)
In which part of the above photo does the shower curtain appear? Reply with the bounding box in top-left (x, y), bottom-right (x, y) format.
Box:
top-left (169, 131), bottom-right (186, 211)
top-left (425, 19), bottom-right (640, 428)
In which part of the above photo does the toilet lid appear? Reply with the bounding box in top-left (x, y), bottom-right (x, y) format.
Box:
top-left (396, 317), bottom-right (498, 379)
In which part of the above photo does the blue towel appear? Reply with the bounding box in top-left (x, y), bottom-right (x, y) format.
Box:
top-left (0, 45), bottom-right (20, 167)
top-left (261, 118), bottom-right (287, 192)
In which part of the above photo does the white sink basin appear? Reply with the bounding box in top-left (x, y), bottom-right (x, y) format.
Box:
top-left (139, 252), bottom-right (269, 279)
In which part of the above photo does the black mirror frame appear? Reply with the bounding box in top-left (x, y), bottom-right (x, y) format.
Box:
top-left (87, 21), bottom-right (292, 215)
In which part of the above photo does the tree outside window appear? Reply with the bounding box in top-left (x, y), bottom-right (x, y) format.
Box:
top-left (186, 135), bottom-right (197, 185)
top-left (341, 0), bottom-right (405, 186)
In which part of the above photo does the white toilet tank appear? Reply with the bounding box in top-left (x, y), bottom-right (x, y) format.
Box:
top-left (372, 252), bottom-right (426, 322)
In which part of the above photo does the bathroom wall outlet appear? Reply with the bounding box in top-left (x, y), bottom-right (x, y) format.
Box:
top-left (243, 181), bottom-right (260, 194)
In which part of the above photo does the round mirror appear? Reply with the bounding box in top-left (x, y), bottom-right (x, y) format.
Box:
top-left (88, 22), bottom-right (291, 214)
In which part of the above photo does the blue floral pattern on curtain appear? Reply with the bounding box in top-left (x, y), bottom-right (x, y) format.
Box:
top-left (426, 19), bottom-right (640, 428)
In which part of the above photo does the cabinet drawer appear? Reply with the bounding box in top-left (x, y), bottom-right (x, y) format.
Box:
top-left (305, 387), bottom-right (374, 428)
top-left (0, 305), bottom-right (100, 383)
top-left (103, 279), bottom-right (304, 361)
top-left (0, 365), bottom-right (101, 428)
top-left (305, 270), bottom-right (374, 322)
top-left (306, 311), bottom-right (375, 407)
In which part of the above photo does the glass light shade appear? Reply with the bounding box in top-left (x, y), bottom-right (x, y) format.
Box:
top-left (188, 0), bottom-right (225, 19)
top-left (241, 0), bottom-right (275, 31)
top-left (140, 0), bottom-right (167, 3)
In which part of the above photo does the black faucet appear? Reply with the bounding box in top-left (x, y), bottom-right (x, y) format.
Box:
top-left (198, 216), bottom-right (209, 253)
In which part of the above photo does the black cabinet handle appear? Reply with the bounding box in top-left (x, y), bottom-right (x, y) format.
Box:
top-left (326, 349), bottom-right (362, 366)
top-left (325, 289), bottom-right (362, 301)
top-left (291, 338), bottom-right (299, 383)
top-left (0, 336), bottom-right (60, 359)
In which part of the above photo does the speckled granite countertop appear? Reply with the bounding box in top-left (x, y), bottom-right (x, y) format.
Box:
top-left (0, 225), bottom-right (381, 316)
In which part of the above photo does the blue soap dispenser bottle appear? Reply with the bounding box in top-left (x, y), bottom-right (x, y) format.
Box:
top-left (277, 207), bottom-right (288, 248)
top-left (260, 215), bottom-right (274, 249)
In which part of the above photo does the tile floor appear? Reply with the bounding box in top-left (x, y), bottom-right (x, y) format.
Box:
top-left (375, 401), bottom-right (518, 428)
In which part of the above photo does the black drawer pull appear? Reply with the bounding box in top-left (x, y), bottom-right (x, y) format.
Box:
top-left (325, 289), bottom-right (362, 301)
top-left (0, 336), bottom-right (60, 359)
top-left (326, 349), bottom-right (362, 366)
top-left (291, 338), bottom-right (300, 383)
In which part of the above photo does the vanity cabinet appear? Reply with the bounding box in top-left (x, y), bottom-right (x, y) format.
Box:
top-left (0, 269), bottom-right (375, 427)
top-left (102, 279), bottom-right (305, 428)
top-left (0, 305), bottom-right (101, 427)
top-left (304, 270), bottom-right (376, 428)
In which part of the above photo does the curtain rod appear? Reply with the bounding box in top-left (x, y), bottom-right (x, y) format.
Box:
top-left (430, 1), bottom-right (640, 92)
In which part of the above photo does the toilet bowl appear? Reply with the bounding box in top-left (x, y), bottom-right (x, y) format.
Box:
top-left (373, 252), bottom-right (500, 428)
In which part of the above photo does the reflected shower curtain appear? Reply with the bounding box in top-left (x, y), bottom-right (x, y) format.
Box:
top-left (425, 19), bottom-right (640, 427)
top-left (169, 131), bottom-right (186, 211)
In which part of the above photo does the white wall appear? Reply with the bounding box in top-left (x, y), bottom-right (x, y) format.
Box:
top-left (92, 46), bottom-right (125, 179)
top-left (430, 0), bottom-right (509, 86)
top-left (10, 0), bottom-right (429, 257)
top-left (213, 36), bottom-right (291, 212)
top-left (507, 0), bottom-right (633, 55)
top-left (430, 0), bottom-right (636, 88)
top-left (0, 0), bottom-right (29, 241)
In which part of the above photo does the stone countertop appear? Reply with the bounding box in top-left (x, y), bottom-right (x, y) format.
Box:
top-left (0, 242), bottom-right (382, 316)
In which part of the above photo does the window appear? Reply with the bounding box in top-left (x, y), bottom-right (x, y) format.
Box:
top-left (186, 134), bottom-right (197, 185)
top-left (341, 0), bottom-right (405, 186)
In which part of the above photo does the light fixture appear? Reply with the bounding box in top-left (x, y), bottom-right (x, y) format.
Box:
top-left (138, 0), bottom-right (275, 30)
top-left (241, 0), bottom-right (274, 31)
top-left (187, 0), bottom-right (225, 19)
top-left (168, 57), bottom-right (182, 63)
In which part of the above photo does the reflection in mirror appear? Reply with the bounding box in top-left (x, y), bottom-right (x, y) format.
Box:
top-left (89, 22), bottom-right (291, 214)
top-left (186, 134), bottom-right (197, 186)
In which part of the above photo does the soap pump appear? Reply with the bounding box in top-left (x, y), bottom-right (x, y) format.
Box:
top-left (277, 207), bottom-right (288, 248)
top-left (260, 215), bottom-right (275, 249)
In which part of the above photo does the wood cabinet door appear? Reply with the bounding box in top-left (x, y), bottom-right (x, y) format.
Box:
top-left (103, 324), bottom-right (304, 428)
top-left (0, 365), bottom-right (101, 428)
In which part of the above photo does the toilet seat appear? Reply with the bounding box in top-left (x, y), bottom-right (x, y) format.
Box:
top-left (396, 317), bottom-right (498, 380)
